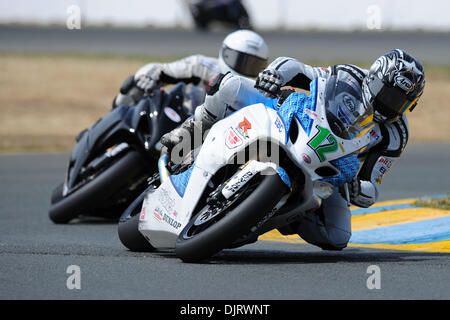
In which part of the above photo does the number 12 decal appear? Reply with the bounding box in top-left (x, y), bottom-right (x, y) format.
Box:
top-left (307, 125), bottom-right (338, 162)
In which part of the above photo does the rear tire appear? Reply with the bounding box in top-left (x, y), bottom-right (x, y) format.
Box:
top-left (118, 213), bottom-right (155, 252)
top-left (118, 185), bottom-right (156, 252)
top-left (49, 151), bottom-right (144, 224)
top-left (175, 172), bottom-right (288, 263)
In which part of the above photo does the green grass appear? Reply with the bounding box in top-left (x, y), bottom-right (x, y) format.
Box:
top-left (414, 194), bottom-right (450, 210)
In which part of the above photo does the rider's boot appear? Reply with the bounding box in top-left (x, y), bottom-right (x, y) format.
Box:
top-left (160, 117), bottom-right (204, 160)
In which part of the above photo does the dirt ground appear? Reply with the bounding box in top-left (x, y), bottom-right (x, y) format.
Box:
top-left (0, 54), bottom-right (449, 152)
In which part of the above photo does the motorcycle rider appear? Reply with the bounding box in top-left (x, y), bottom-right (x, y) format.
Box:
top-left (112, 29), bottom-right (268, 110)
top-left (162, 49), bottom-right (426, 251)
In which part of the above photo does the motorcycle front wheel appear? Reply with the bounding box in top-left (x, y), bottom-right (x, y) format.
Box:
top-left (49, 150), bottom-right (145, 224)
top-left (175, 172), bottom-right (289, 263)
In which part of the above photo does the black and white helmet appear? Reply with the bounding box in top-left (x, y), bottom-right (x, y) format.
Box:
top-left (218, 30), bottom-right (268, 78)
top-left (362, 49), bottom-right (425, 122)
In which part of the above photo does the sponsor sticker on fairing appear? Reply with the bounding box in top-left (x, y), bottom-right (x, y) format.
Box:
top-left (373, 157), bottom-right (392, 184)
top-left (304, 108), bottom-right (321, 121)
top-left (164, 107), bottom-right (182, 123)
top-left (378, 157), bottom-right (392, 168)
top-left (140, 206), bottom-right (146, 220)
top-left (225, 127), bottom-right (243, 149)
top-left (274, 117), bottom-right (284, 133)
top-left (158, 188), bottom-right (176, 213)
top-left (302, 153), bottom-right (312, 164)
top-left (224, 171), bottom-right (254, 194)
top-left (236, 117), bottom-right (252, 138)
top-left (162, 214), bottom-right (182, 229)
top-left (153, 207), bottom-right (163, 221)
top-left (370, 129), bottom-right (380, 141)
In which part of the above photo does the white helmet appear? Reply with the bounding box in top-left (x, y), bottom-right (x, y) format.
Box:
top-left (218, 30), bottom-right (269, 78)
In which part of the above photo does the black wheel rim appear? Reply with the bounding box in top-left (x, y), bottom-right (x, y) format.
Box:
top-left (182, 175), bottom-right (261, 240)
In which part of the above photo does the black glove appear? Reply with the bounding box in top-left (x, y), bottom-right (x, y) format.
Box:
top-left (255, 69), bottom-right (283, 98)
top-left (112, 75), bottom-right (145, 109)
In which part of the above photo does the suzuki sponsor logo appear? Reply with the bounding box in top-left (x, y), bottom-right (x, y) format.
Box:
top-left (236, 117), bottom-right (252, 138)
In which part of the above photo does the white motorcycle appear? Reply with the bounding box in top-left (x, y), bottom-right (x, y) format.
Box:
top-left (118, 75), bottom-right (374, 262)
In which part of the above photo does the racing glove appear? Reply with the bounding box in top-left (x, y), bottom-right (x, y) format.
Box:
top-left (134, 64), bottom-right (163, 94)
top-left (255, 69), bottom-right (283, 98)
top-left (348, 177), bottom-right (377, 208)
top-left (112, 75), bottom-right (143, 109)
top-left (135, 74), bottom-right (158, 94)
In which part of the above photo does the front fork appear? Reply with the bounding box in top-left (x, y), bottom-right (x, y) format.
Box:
top-left (158, 149), bottom-right (171, 183)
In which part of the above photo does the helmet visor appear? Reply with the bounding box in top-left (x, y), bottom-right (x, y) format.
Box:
top-left (367, 76), bottom-right (413, 118)
top-left (221, 45), bottom-right (268, 77)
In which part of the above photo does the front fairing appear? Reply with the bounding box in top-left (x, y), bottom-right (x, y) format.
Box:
top-left (277, 77), bottom-right (373, 186)
top-left (66, 83), bottom-right (194, 192)
top-left (323, 75), bottom-right (373, 140)
top-left (67, 102), bottom-right (152, 190)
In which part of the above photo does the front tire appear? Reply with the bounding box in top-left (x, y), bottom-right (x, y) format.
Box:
top-left (175, 172), bottom-right (288, 263)
top-left (49, 151), bottom-right (145, 224)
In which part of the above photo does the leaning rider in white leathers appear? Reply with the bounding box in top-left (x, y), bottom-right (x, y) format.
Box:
top-left (162, 49), bottom-right (426, 251)
top-left (112, 29), bottom-right (269, 111)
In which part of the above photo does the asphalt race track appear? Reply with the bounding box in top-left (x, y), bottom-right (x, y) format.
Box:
top-left (1, 26), bottom-right (450, 64)
top-left (1, 26), bottom-right (450, 301)
top-left (0, 143), bottom-right (449, 300)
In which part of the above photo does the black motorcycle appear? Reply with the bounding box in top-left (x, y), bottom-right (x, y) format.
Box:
top-left (49, 82), bottom-right (196, 224)
top-left (187, 0), bottom-right (252, 30)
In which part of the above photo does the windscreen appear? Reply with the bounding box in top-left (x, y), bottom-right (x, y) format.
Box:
top-left (324, 75), bottom-right (373, 139)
